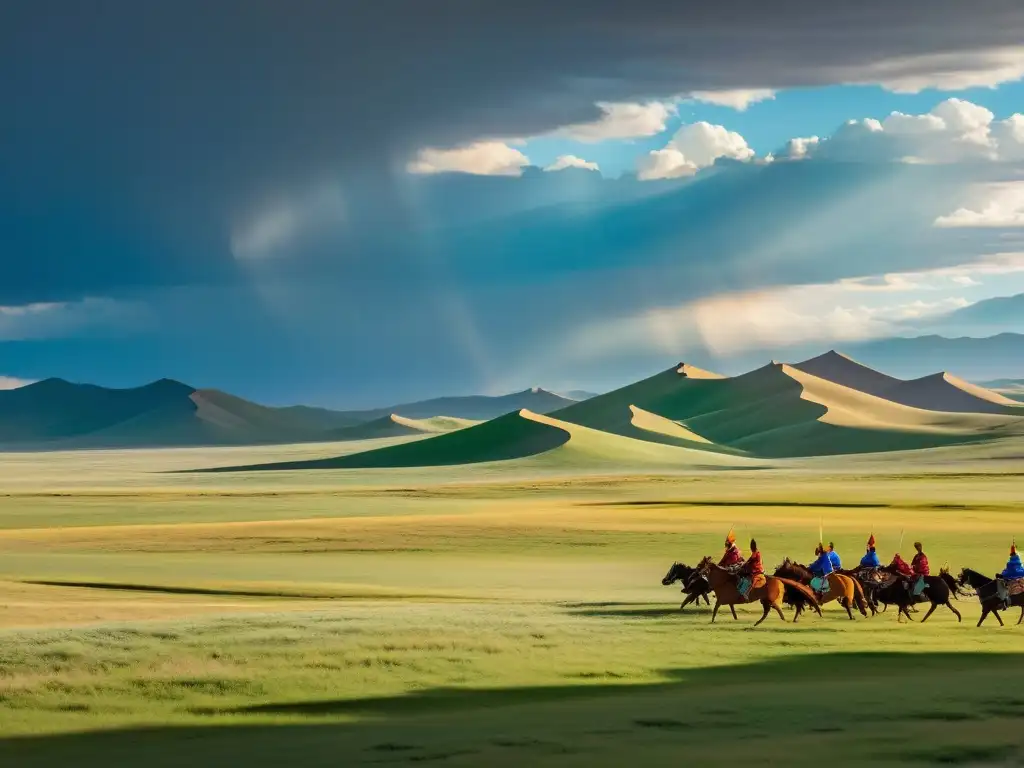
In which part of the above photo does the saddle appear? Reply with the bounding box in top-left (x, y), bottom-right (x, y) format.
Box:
top-left (1007, 579), bottom-right (1024, 598)
top-left (977, 579), bottom-right (1009, 607)
top-left (856, 568), bottom-right (895, 588)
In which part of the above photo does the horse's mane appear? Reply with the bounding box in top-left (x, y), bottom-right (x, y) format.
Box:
top-left (776, 560), bottom-right (812, 578)
top-left (960, 567), bottom-right (992, 584)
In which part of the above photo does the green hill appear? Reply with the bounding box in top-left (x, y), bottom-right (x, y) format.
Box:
top-left (211, 409), bottom-right (759, 471)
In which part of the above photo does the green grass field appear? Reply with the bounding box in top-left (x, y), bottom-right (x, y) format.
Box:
top-left (0, 438), bottom-right (1022, 766)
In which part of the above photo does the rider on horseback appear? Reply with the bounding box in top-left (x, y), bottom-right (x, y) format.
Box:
top-left (860, 533), bottom-right (881, 569)
top-left (737, 538), bottom-right (764, 599)
top-left (911, 541), bottom-right (930, 597)
top-left (719, 528), bottom-right (744, 568)
top-left (1001, 541), bottom-right (1024, 582)
top-left (809, 543), bottom-right (834, 597)
top-left (890, 551), bottom-right (913, 578)
top-left (827, 542), bottom-right (842, 571)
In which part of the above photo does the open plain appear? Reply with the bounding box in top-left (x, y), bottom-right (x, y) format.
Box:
top-left (0, 431), bottom-right (1022, 767)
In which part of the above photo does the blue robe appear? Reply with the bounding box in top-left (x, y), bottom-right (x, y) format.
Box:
top-left (809, 551), bottom-right (834, 576)
top-left (827, 550), bottom-right (842, 570)
top-left (1001, 553), bottom-right (1024, 581)
top-left (860, 550), bottom-right (881, 568)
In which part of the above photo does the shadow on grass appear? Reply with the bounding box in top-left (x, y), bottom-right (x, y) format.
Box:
top-left (561, 602), bottom-right (704, 619)
top-left (2, 652), bottom-right (1023, 767)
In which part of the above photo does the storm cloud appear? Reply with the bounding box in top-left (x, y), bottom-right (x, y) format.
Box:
top-left (4, 2), bottom-right (1024, 402)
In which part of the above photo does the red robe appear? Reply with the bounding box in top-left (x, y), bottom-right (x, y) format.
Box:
top-left (719, 543), bottom-right (744, 567)
top-left (890, 554), bottom-right (913, 577)
top-left (911, 552), bottom-right (930, 577)
top-left (741, 550), bottom-right (764, 576)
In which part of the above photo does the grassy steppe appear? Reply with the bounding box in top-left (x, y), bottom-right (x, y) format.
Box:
top-left (0, 440), bottom-right (1021, 766)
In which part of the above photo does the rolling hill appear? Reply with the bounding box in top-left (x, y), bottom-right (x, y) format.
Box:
top-left (342, 387), bottom-right (579, 422)
top-left (223, 355), bottom-right (1024, 471)
top-left (0, 379), bottom-right (584, 449)
top-left (210, 409), bottom-right (759, 472)
top-left (7, 352), bottom-right (1023, 458)
top-left (0, 379), bottom-right (343, 448)
top-left (793, 351), bottom-right (1020, 414)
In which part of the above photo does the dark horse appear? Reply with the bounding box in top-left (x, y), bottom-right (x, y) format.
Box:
top-left (875, 565), bottom-right (962, 623)
top-left (661, 562), bottom-right (734, 617)
top-left (774, 560), bottom-right (866, 621)
top-left (957, 568), bottom-right (1024, 627)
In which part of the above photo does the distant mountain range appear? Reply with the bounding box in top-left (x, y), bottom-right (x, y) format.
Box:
top-left (0, 380), bottom-right (581, 450)
top-left (842, 333), bottom-right (1024, 381)
top-left (982, 379), bottom-right (1024, 402)
top-left (933, 293), bottom-right (1024, 334)
top-left (5, 332), bottom-right (1023, 452)
top-left (218, 353), bottom-right (1024, 472)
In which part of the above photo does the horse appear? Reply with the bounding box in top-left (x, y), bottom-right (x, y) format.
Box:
top-left (876, 564), bottom-right (962, 623)
top-left (957, 568), bottom-right (1024, 627)
top-left (695, 556), bottom-right (820, 627)
top-left (773, 560), bottom-right (868, 621)
top-left (661, 561), bottom-right (730, 616)
top-left (842, 567), bottom-right (887, 613)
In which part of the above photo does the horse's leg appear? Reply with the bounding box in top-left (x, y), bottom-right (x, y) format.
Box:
top-left (679, 593), bottom-right (697, 611)
top-left (702, 593), bottom-right (711, 606)
top-left (730, 605), bottom-right (738, 621)
top-left (978, 607), bottom-right (989, 627)
top-left (946, 602), bottom-right (962, 623)
top-left (772, 601), bottom-right (786, 622)
top-left (843, 595), bottom-right (854, 620)
top-left (1018, 606), bottom-right (1023, 625)
top-left (793, 603), bottom-right (802, 623)
top-left (711, 600), bottom-right (721, 624)
top-left (754, 599), bottom-right (771, 627)
top-left (920, 603), bottom-right (938, 623)
top-left (994, 609), bottom-right (1004, 627)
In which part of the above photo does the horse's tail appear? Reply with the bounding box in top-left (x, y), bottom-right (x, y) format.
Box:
top-left (775, 577), bottom-right (820, 608)
top-left (850, 576), bottom-right (870, 617)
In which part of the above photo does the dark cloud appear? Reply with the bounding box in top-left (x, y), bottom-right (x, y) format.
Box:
top-left (4, 0), bottom-right (1024, 303)
top-left (4, 2), bottom-right (1024, 402)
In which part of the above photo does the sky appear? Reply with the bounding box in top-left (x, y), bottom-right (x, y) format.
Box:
top-left (3, 1), bottom-right (1024, 407)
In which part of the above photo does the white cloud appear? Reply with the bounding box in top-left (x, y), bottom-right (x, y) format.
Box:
top-left (689, 89), bottom-right (776, 111)
top-left (406, 141), bottom-right (530, 176)
top-left (0, 376), bottom-right (34, 390)
top-left (801, 99), bottom-right (1024, 164)
top-left (802, 99), bottom-right (1024, 163)
top-left (543, 154), bottom-right (600, 172)
top-left (849, 46), bottom-right (1024, 93)
top-left (935, 182), bottom-right (1024, 228)
top-left (951, 275), bottom-right (981, 287)
top-left (990, 114), bottom-right (1024, 160)
top-left (555, 101), bottom-right (675, 142)
top-left (637, 148), bottom-right (698, 181)
top-left (777, 136), bottom-right (821, 160)
top-left (638, 122), bottom-right (754, 180)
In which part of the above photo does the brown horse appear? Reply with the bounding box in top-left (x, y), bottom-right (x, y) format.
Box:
top-left (696, 556), bottom-right (820, 627)
top-left (774, 560), bottom-right (869, 620)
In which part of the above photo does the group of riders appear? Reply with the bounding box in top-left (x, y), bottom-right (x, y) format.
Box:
top-left (720, 529), bottom-right (1024, 601)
